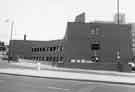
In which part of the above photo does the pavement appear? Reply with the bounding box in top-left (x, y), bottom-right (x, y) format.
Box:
top-left (1, 59), bottom-right (135, 85)
top-left (1, 73), bottom-right (134, 92)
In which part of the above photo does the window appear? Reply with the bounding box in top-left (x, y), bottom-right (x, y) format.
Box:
top-left (77, 59), bottom-right (80, 63)
top-left (46, 57), bottom-right (49, 61)
top-left (60, 46), bottom-right (63, 51)
top-left (91, 27), bottom-right (100, 35)
top-left (133, 44), bottom-right (135, 48)
top-left (91, 44), bottom-right (100, 50)
top-left (57, 46), bottom-right (62, 52)
top-left (43, 48), bottom-right (45, 51)
top-left (37, 48), bottom-right (39, 52)
top-left (0, 47), bottom-right (6, 51)
top-left (91, 29), bottom-right (95, 35)
top-left (132, 32), bottom-right (135, 37)
top-left (34, 48), bottom-right (37, 52)
top-left (133, 39), bottom-right (135, 42)
top-left (32, 48), bottom-right (33, 52)
top-left (50, 47), bottom-right (52, 52)
top-left (81, 59), bottom-right (85, 63)
top-left (53, 47), bottom-right (56, 52)
top-left (91, 41), bottom-right (100, 50)
top-left (33, 56), bottom-right (35, 60)
top-left (0, 42), bottom-right (4, 46)
top-left (56, 46), bottom-right (59, 51)
top-left (71, 59), bottom-right (75, 63)
top-left (95, 28), bottom-right (100, 35)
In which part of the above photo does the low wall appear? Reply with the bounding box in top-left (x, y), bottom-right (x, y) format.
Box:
top-left (57, 62), bottom-right (132, 72)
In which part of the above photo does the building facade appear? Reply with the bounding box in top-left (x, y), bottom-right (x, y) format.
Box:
top-left (9, 40), bottom-right (64, 63)
top-left (8, 14), bottom-right (135, 72)
top-left (64, 22), bottom-right (132, 63)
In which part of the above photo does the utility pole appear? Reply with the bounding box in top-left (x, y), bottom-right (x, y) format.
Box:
top-left (117, 0), bottom-right (119, 24)
top-left (5, 19), bottom-right (14, 62)
top-left (0, 19), bottom-right (14, 62)
top-left (8, 21), bottom-right (14, 62)
top-left (10, 21), bottom-right (14, 41)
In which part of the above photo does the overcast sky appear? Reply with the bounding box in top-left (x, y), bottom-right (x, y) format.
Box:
top-left (0, 0), bottom-right (135, 44)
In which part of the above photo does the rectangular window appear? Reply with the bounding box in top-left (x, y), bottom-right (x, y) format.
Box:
top-left (32, 48), bottom-right (33, 52)
top-left (43, 48), bottom-right (45, 51)
top-left (60, 46), bottom-right (63, 51)
top-left (56, 46), bottom-right (59, 51)
top-left (53, 47), bottom-right (56, 52)
top-left (37, 48), bottom-right (39, 52)
top-left (46, 57), bottom-right (48, 61)
top-left (34, 48), bottom-right (37, 52)
top-left (91, 43), bottom-right (100, 50)
top-left (36, 57), bottom-right (38, 60)
top-left (71, 59), bottom-right (75, 63)
top-left (50, 47), bottom-right (52, 52)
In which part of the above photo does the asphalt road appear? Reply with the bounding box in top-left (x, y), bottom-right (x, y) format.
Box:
top-left (0, 74), bottom-right (134, 92)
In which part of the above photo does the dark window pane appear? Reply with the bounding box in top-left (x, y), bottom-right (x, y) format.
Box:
top-left (91, 43), bottom-right (100, 50)
top-left (43, 48), bottom-right (45, 51)
top-left (34, 48), bottom-right (36, 52)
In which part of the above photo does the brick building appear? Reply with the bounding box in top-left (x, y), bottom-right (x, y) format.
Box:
top-left (8, 14), bottom-right (135, 72)
top-left (9, 40), bottom-right (64, 63)
top-left (64, 22), bottom-right (132, 63)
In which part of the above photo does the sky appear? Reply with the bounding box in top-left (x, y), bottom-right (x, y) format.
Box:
top-left (0, 0), bottom-right (135, 44)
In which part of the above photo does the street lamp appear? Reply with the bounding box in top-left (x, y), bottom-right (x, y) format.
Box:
top-left (117, 0), bottom-right (120, 24)
top-left (4, 19), bottom-right (15, 62)
top-left (4, 19), bottom-right (14, 41)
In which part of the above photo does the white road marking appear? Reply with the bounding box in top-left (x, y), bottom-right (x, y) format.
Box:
top-left (86, 81), bottom-right (135, 88)
top-left (47, 86), bottom-right (71, 91)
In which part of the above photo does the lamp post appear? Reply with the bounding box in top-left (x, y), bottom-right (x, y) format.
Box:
top-left (10, 21), bottom-right (14, 42)
top-left (4, 19), bottom-right (14, 62)
top-left (117, 0), bottom-right (120, 24)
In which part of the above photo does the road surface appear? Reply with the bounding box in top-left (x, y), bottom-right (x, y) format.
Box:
top-left (0, 74), bottom-right (134, 92)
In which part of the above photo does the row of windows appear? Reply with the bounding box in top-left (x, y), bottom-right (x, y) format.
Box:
top-left (32, 56), bottom-right (64, 61)
top-left (0, 42), bottom-right (5, 46)
top-left (32, 46), bottom-right (63, 52)
top-left (70, 59), bottom-right (94, 63)
top-left (0, 47), bottom-right (6, 51)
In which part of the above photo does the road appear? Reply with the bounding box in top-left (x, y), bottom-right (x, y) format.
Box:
top-left (0, 74), bottom-right (134, 92)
